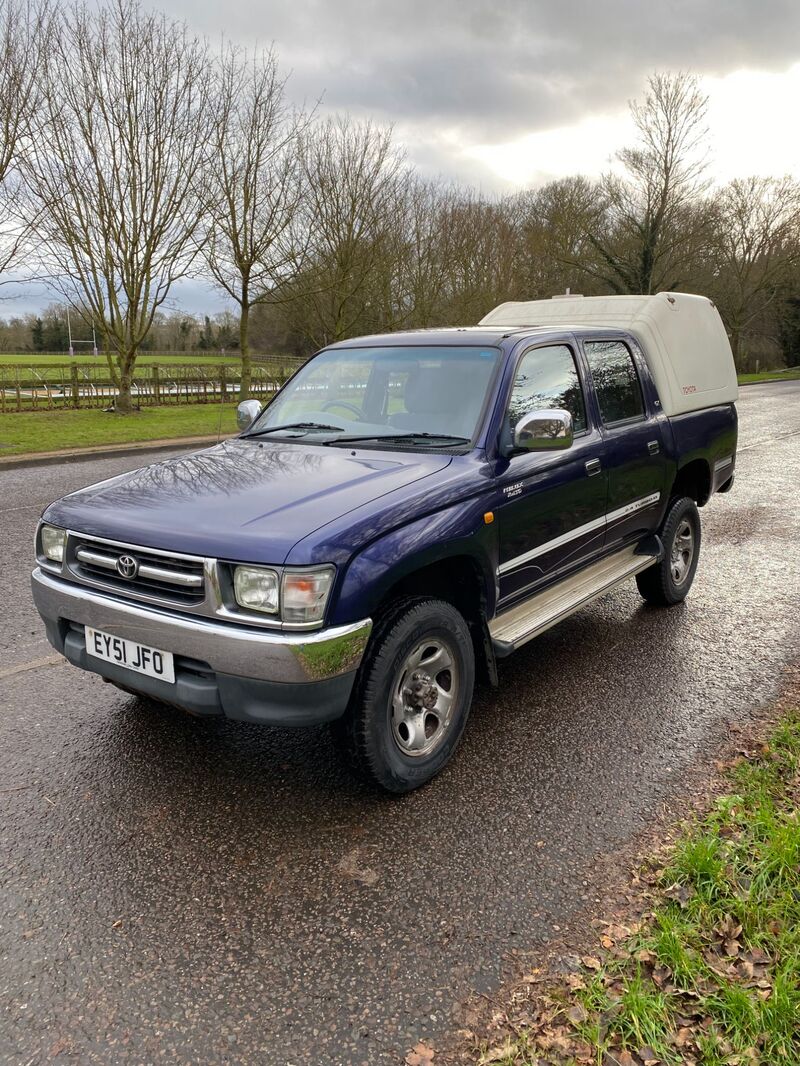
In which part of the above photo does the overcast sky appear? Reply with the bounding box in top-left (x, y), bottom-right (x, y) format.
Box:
top-left (161, 0), bottom-right (800, 189)
top-left (7, 0), bottom-right (800, 317)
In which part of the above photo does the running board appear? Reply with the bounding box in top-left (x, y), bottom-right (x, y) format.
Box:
top-left (490, 539), bottom-right (662, 656)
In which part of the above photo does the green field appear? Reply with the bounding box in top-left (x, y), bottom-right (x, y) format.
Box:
top-left (0, 403), bottom-right (241, 456)
top-left (0, 352), bottom-right (295, 368)
top-left (0, 353), bottom-right (234, 366)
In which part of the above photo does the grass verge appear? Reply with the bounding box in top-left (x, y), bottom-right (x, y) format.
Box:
top-left (0, 403), bottom-right (239, 456)
top-left (482, 711), bottom-right (800, 1066)
top-left (737, 368), bottom-right (800, 384)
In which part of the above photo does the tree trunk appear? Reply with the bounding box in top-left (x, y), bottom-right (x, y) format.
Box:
top-left (116, 354), bottom-right (134, 413)
top-left (728, 325), bottom-right (743, 370)
top-left (238, 300), bottom-right (251, 401)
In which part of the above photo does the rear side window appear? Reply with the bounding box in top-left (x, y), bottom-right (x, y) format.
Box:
top-left (508, 344), bottom-right (587, 433)
top-left (584, 341), bottom-right (644, 424)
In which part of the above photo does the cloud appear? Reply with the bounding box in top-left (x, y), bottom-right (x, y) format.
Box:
top-left (161, 0), bottom-right (800, 144)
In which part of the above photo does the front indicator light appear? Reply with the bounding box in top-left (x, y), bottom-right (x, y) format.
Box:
top-left (40, 524), bottom-right (66, 564)
top-left (233, 565), bottom-right (279, 614)
top-left (282, 568), bottom-right (334, 624)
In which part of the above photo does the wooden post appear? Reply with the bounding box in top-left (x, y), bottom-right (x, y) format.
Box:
top-left (70, 362), bottom-right (80, 409)
top-left (219, 365), bottom-right (227, 403)
top-left (152, 364), bottom-right (161, 405)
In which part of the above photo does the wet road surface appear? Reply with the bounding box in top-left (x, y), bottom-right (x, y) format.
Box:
top-left (1, 382), bottom-right (799, 1065)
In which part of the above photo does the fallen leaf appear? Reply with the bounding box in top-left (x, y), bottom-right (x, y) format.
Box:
top-left (567, 1003), bottom-right (589, 1025)
top-left (673, 1027), bottom-right (694, 1048)
top-left (405, 1040), bottom-right (435, 1065)
top-left (663, 883), bottom-right (693, 907)
top-left (335, 848), bottom-right (379, 887)
top-left (478, 1042), bottom-right (514, 1065)
top-left (582, 955), bottom-right (602, 971)
top-left (605, 1051), bottom-right (637, 1066)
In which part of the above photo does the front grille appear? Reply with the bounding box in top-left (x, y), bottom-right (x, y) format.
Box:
top-left (69, 535), bottom-right (206, 606)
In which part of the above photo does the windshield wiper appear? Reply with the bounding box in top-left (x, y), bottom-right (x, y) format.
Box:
top-left (243, 421), bottom-right (344, 438)
top-left (330, 431), bottom-right (471, 446)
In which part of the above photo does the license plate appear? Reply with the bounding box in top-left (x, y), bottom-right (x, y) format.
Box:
top-left (85, 627), bottom-right (175, 684)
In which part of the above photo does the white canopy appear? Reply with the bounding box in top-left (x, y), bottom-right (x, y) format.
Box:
top-left (480, 292), bottom-right (738, 417)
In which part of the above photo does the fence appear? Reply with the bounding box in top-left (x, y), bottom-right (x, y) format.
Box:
top-left (0, 359), bottom-right (305, 413)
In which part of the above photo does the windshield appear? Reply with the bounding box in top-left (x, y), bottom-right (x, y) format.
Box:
top-left (245, 345), bottom-right (501, 446)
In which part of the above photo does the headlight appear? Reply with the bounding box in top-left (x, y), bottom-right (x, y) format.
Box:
top-left (230, 564), bottom-right (335, 625)
top-left (282, 568), bottom-right (334, 624)
top-left (40, 524), bottom-right (66, 564)
top-left (233, 566), bottom-right (279, 614)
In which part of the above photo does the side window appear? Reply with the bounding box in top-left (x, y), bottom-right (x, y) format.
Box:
top-left (584, 341), bottom-right (644, 424)
top-left (508, 344), bottom-right (587, 434)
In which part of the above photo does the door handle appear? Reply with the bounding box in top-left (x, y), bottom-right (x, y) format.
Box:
top-left (585, 458), bottom-right (602, 477)
top-left (647, 440), bottom-right (660, 455)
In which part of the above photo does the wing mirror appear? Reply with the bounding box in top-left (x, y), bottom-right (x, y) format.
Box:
top-left (237, 399), bottom-right (263, 432)
top-left (512, 408), bottom-right (574, 452)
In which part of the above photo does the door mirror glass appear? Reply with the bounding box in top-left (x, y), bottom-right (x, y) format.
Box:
top-left (237, 399), bottom-right (263, 432)
top-left (513, 408), bottom-right (574, 452)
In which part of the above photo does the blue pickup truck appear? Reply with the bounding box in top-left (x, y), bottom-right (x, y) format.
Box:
top-left (32, 293), bottom-right (738, 792)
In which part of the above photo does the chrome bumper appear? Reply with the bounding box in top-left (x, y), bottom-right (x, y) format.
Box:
top-left (31, 567), bottom-right (372, 685)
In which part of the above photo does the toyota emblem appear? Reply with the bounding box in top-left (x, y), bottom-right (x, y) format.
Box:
top-left (116, 554), bottom-right (139, 579)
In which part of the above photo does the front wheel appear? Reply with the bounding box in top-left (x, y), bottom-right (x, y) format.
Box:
top-left (332, 597), bottom-right (475, 793)
top-left (636, 495), bottom-right (701, 606)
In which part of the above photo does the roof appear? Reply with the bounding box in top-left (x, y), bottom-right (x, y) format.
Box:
top-left (325, 325), bottom-right (615, 349)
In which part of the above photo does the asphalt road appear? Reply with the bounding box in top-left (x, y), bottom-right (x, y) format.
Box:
top-left (2, 382), bottom-right (799, 1065)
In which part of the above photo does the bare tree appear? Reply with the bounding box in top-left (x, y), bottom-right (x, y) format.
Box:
top-left (201, 45), bottom-right (308, 399)
top-left (290, 116), bottom-right (406, 349)
top-left (22, 0), bottom-right (212, 412)
top-left (709, 176), bottom-right (800, 366)
top-left (513, 175), bottom-right (609, 298)
top-left (587, 73), bottom-right (712, 294)
top-left (435, 190), bottom-right (518, 323)
top-left (0, 0), bottom-right (49, 278)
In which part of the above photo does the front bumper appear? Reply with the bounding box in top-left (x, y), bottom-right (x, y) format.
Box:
top-left (31, 567), bottom-right (372, 726)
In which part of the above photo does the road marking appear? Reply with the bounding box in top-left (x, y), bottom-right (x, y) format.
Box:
top-left (0, 654), bottom-right (65, 681)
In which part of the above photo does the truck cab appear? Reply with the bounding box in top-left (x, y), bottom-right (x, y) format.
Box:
top-left (32, 293), bottom-right (738, 792)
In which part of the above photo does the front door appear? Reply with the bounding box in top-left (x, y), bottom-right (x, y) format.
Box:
top-left (495, 342), bottom-right (608, 608)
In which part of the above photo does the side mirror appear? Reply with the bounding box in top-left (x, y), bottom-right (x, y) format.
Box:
top-left (237, 399), bottom-right (262, 432)
top-left (513, 408), bottom-right (574, 452)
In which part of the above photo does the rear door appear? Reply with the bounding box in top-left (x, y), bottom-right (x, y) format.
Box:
top-left (495, 341), bottom-right (609, 607)
top-left (581, 338), bottom-right (669, 549)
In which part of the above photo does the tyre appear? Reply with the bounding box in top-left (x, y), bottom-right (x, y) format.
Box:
top-left (636, 495), bottom-right (701, 606)
top-left (332, 596), bottom-right (475, 793)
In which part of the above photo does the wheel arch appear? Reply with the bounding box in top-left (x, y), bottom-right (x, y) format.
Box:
top-left (336, 539), bottom-right (498, 687)
top-left (384, 554), bottom-right (499, 688)
top-left (670, 457), bottom-right (712, 506)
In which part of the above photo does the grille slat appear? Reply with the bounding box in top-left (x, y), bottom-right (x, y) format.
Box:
top-left (70, 536), bottom-right (206, 607)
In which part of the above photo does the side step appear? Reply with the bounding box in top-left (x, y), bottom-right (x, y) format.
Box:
top-left (490, 540), bottom-right (662, 656)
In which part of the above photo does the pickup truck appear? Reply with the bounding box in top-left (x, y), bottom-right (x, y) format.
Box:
top-left (32, 292), bottom-right (738, 792)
